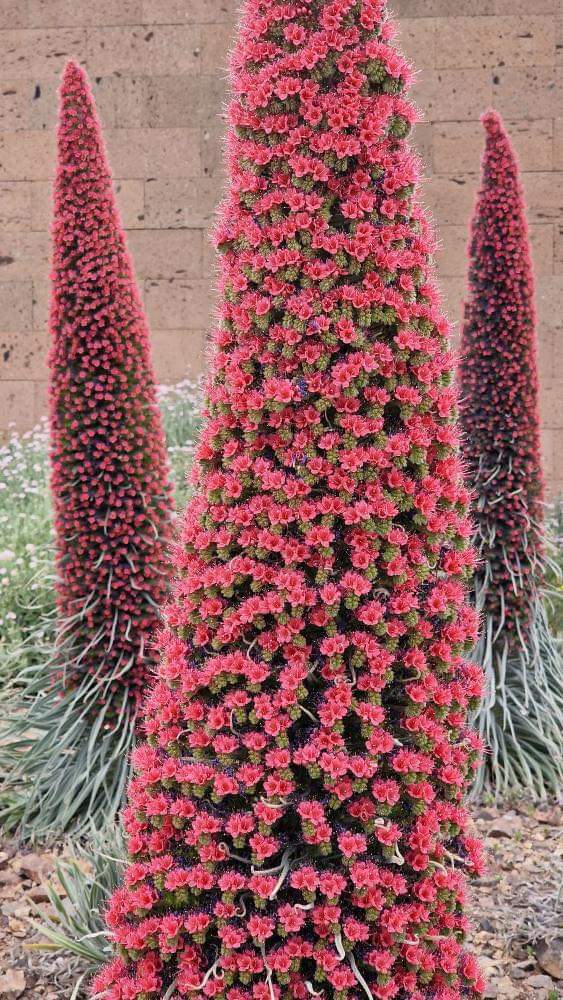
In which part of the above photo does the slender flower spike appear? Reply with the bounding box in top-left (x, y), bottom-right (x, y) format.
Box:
top-left (95, 3), bottom-right (485, 998)
top-left (460, 112), bottom-right (544, 641)
top-left (5, 61), bottom-right (174, 837)
top-left (459, 110), bottom-right (563, 797)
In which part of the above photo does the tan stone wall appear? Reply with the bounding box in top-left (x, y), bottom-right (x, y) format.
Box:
top-left (0, 0), bottom-right (561, 491)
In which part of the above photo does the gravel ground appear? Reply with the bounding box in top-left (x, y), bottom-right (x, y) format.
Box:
top-left (0, 804), bottom-right (561, 998)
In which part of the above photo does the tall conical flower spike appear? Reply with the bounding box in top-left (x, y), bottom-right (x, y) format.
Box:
top-left (459, 110), bottom-right (563, 798)
top-left (94, 3), bottom-right (486, 998)
top-left (1, 62), bottom-right (174, 838)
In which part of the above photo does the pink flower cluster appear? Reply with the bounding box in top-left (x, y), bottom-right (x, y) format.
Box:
top-left (459, 111), bottom-right (544, 640)
top-left (95, 2), bottom-right (484, 998)
top-left (49, 62), bottom-right (172, 708)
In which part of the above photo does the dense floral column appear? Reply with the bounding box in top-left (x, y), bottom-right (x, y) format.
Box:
top-left (459, 110), bottom-right (563, 798)
top-left (94, 2), bottom-right (485, 997)
top-left (4, 61), bottom-right (173, 837)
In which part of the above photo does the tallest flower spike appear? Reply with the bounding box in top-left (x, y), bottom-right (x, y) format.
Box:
top-left (95, 3), bottom-right (485, 999)
top-left (2, 62), bottom-right (173, 838)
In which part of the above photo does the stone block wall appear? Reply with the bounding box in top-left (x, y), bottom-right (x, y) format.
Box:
top-left (0, 0), bottom-right (561, 492)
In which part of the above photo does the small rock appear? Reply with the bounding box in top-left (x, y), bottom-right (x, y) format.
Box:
top-left (479, 918), bottom-right (496, 933)
top-left (476, 808), bottom-right (497, 821)
top-left (483, 986), bottom-right (498, 999)
top-left (0, 885), bottom-right (20, 901)
top-left (1, 901), bottom-right (23, 915)
top-left (26, 884), bottom-right (51, 903)
top-left (0, 869), bottom-right (19, 886)
top-left (525, 974), bottom-right (557, 989)
top-left (495, 977), bottom-right (518, 998)
top-left (480, 958), bottom-right (503, 976)
top-left (534, 807), bottom-right (563, 827)
top-left (512, 947), bottom-right (533, 963)
top-left (536, 938), bottom-right (563, 980)
top-left (487, 816), bottom-right (514, 839)
top-left (512, 968), bottom-right (528, 980)
top-left (8, 917), bottom-right (28, 938)
top-left (0, 969), bottom-right (26, 997)
top-left (13, 852), bottom-right (53, 882)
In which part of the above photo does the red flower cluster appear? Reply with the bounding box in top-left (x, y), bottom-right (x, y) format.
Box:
top-left (49, 62), bottom-right (172, 709)
top-left (95, 3), bottom-right (484, 998)
top-left (459, 111), bottom-right (544, 641)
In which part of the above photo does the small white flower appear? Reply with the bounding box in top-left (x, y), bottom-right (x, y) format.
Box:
top-left (0, 549), bottom-right (15, 562)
